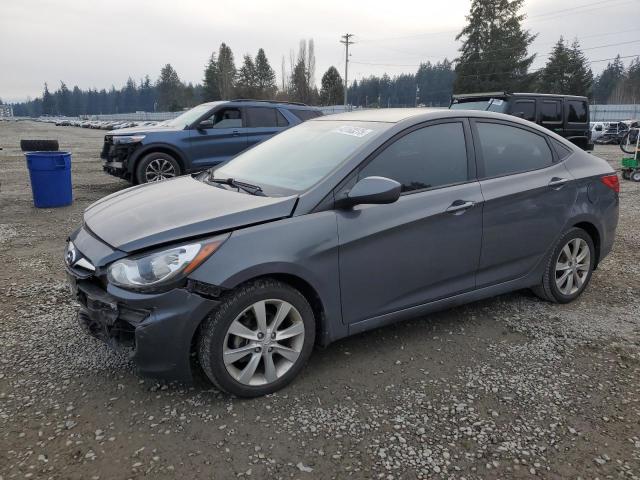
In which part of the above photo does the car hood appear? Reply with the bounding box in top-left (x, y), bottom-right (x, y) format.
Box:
top-left (84, 176), bottom-right (298, 252)
top-left (108, 124), bottom-right (181, 135)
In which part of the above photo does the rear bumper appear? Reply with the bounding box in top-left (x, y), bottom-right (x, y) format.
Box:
top-left (68, 272), bottom-right (219, 381)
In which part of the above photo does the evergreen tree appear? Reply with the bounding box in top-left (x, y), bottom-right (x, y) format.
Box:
top-left (593, 55), bottom-right (625, 103)
top-left (56, 82), bottom-right (72, 115)
top-left (416, 60), bottom-right (456, 106)
top-left (217, 43), bottom-right (236, 100)
top-left (254, 48), bottom-right (276, 99)
top-left (454, 0), bottom-right (536, 93)
top-left (139, 75), bottom-right (156, 111)
top-left (156, 64), bottom-right (183, 111)
top-left (122, 77), bottom-right (138, 112)
top-left (42, 83), bottom-right (54, 115)
top-left (71, 86), bottom-right (85, 116)
top-left (319, 66), bottom-right (344, 105)
top-left (236, 54), bottom-right (258, 98)
top-left (538, 37), bottom-right (571, 93)
top-left (202, 53), bottom-right (221, 101)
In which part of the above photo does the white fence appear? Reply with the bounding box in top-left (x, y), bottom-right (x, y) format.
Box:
top-left (74, 103), bottom-right (640, 123)
top-left (590, 104), bottom-right (640, 122)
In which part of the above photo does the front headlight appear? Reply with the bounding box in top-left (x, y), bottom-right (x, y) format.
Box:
top-left (112, 135), bottom-right (145, 145)
top-left (107, 235), bottom-right (228, 290)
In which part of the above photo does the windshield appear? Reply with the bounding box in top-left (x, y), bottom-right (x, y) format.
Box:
top-left (213, 120), bottom-right (390, 194)
top-left (450, 98), bottom-right (508, 113)
top-left (162, 104), bottom-right (214, 128)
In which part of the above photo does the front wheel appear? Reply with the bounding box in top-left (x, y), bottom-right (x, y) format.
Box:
top-left (135, 152), bottom-right (181, 184)
top-left (198, 279), bottom-right (316, 397)
top-left (532, 228), bottom-right (595, 304)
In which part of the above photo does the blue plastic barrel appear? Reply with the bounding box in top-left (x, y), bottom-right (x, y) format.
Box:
top-left (25, 151), bottom-right (73, 208)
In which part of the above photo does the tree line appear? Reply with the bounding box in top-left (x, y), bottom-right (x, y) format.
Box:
top-left (8, 0), bottom-right (640, 117)
top-left (11, 39), bottom-right (347, 117)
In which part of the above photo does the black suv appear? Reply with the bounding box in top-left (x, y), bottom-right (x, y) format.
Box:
top-left (450, 92), bottom-right (593, 150)
top-left (101, 100), bottom-right (323, 183)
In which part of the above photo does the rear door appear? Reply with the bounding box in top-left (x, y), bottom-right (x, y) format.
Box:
top-left (565, 98), bottom-right (590, 148)
top-left (471, 119), bottom-right (578, 287)
top-left (336, 119), bottom-right (483, 324)
top-left (245, 106), bottom-right (289, 148)
top-left (189, 106), bottom-right (249, 169)
top-left (537, 97), bottom-right (564, 135)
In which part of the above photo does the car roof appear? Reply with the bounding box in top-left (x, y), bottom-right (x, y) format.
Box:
top-left (199, 100), bottom-right (321, 110)
top-left (315, 108), bottom-right (446, 123)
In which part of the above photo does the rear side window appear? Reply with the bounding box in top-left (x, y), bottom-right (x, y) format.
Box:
top-left (512, 100), bottom-right (536, 121)
top-left (289, 109), bottom-right (322, 121)
top-left (476, 122), bottom-right (554, 178)
top-left (276, 110), bottom-right (289, 127)
top-left (246, 107), bottom-right (279, 128)
top-left (359, 122), bottom-right (468, 193)
top-left (552, 139), bottom-right (573, 160)
top-left (540, 100), bottom-right (562, 123)
top-left (567, 101), bottom-right (588, 123)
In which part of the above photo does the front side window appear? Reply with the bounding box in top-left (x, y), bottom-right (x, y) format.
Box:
top-left (513, 101), bottom-right (536, 121)
top-left (247, 107), bottom-right (278, 128)
top-left (203, 108), bottom-right (242, 129)
top-left (476, 122), bottom-right (554, 178)
top-left (359, 122), bottom-right (468, 193)
top-left (540, 101), bottom-right (562, 123)
top-left (567, 101), bottom-right (588, 123)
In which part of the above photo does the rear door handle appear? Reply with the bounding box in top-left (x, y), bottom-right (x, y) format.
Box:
top-left (446, 200), bottom-right (475, 213)
top-left (548, 177), bottom-right (569, 188)
top-left (232, 130), bottom-right (240, 136)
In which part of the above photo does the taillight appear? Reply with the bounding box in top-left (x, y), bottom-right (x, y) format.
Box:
top-left (601, 174), bottom-right (620, 193)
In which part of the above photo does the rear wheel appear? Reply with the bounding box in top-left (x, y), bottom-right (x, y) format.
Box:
top-left (532, 228), bottom-right (595, 304)
top-left (198, 279), bottom-right (316, 397)
top-left (135, 152), bottom-right (181, 184)
top-left (620, 131), bottom-right (638, 154)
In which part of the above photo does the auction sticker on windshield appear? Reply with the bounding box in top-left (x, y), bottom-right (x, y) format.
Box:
top-left (332, 125), bottom-right (374, 138)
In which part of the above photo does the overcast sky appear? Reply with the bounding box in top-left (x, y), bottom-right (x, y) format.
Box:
top-left (1, 0), bottom-right (638, 102)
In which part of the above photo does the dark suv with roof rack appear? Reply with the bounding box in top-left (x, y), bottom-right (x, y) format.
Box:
top-left (450, 92), bottom-right (593, 151)
top-left (101, 99), bottom-right (323, 183)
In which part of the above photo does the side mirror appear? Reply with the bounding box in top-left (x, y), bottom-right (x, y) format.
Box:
top-left (341, 176), bottom-right (401, 208)
top-left (196, 120), bottom-right (214, 131)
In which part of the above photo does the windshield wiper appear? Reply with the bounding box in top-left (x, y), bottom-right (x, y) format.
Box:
top-left (207, 176), bottom-right (265, 196)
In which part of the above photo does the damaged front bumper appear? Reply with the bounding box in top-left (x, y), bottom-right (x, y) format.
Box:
top-left (67, 269), bottom-right (219, 382)
top-left (100, 135), bottom-right (138, 179)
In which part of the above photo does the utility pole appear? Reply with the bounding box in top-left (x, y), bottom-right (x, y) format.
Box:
top-left (340, 33), bottom-right (354, 109)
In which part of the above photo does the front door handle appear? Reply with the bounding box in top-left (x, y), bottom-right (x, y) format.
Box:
top-left (548, 177), bottom-right (569, 188)
top-left (446, 200), bottom-right (475, 213)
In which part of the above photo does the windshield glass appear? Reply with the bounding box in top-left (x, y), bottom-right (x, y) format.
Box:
top-left (213, 120), bottom-right (390, 194)
top-left (450, 98), bottom-right (507, 113)
top-left (162, 104), bottom-right (214, 128)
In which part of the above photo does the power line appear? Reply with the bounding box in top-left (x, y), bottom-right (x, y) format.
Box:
top-left (358, 0), bottom-right (637, 44)
top-left (350, 39), bottom-right (640, 69)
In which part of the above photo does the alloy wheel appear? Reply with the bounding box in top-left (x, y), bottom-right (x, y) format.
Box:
top-left (145, 158), bottom-right (176, 182)
top-left (223, 299), bottom-right (305, 386)
top-left (555, 238), bottom-right (590, 296)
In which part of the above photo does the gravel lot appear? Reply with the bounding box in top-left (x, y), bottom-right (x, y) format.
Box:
top-left (1, 120), bottom-right (639, 479)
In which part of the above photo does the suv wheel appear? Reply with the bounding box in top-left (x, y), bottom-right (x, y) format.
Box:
top-left (136, 152), bottom-right (181, 184)
top-left (532, 227), bottom-right (595, 303)
top-left (198, 279), bottom-right (316, 397)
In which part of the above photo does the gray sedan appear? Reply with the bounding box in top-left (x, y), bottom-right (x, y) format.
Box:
top-left (65, 108), bottom-right (619, 397)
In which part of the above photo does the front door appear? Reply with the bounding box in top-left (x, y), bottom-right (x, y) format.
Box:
top-left (336, 120), bottom-right (483, 325)
top-left (189, 107), bottom-right (248, 169)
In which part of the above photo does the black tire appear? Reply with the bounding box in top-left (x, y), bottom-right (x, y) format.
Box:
top-left (620, 131), bottom-right (638, 154)
top-left (198, 279), bottom-right (316, 398)
top-left (631, 170), bottom-right (640, 182)
top-left (622, 170), bottom-right (631, 180)
top-left (20, 139), bottom-right (59, 152)
top-left (135, 152), bottom-right (181, 184)
top-left (532, 227), bottom-right (595, 304)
